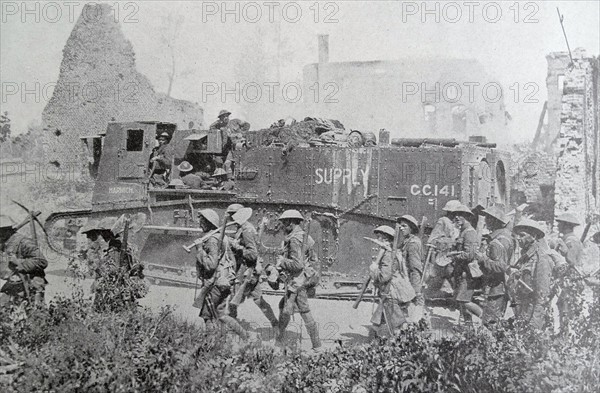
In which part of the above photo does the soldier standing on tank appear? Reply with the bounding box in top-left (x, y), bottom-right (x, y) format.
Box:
top-left (275, 210), bottom-right (322, 351)
top-left (369, 225), bottom-right (410, 336)
top-left (451, 205), bottom-right (483, 323)
top-left (424, 200), bottom-right (461, 299)
top-left (0, 215), bottom-right (48, 307)
top-left (475, 206), bottom-right (514, 326)
top-left (511, 219), bottom-right (553, 330)
top-left (209, 110), bottom-right (235, 176)
top-left (397, 215), bottom-right (424, 322)
top-left (553, 212), bottom-right (585, 334)
top-left (194, 209), bottom-right (250, 340)
top-left (228, 207), bottom-right (279, 328)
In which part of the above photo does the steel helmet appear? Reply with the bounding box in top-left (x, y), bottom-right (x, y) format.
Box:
top-left (226, 203), bottom-right (244, 214)
top-left (442, 200), bottom-right (462, 212)
top-left (0, 215), bottom-right (16, 229)
top-left (555, 212), bottom-right (580, 226)
top-left (513, 219), bottom-right (546, 239)
top-left (157, 132), bottom-right (170, 140)
top-left (453, 204), bottom-right (474, 217)
top-left (363, 131), bottom-right (377, 146)
top-left (199, 209), bottom-right (220, 229)
top-left (212, 168), bottom-right (228, 177)
top-left (398, 215), bottom-right (419, 232)
top-left (218, 109), bottom-right (232, 118)
top-left (80, 219), bottom-right (101, 234)
top-left (374, 225), bottom-right (395, 238)
top-left (168, 179), bottom-right (186, 188)
top-left (232, 207), bottom-right (253, 225)
top-left (278, 210), bottom-right (304, 221)
top-left (177, 161), bottom-right (194, 172)
top-left (482, 205), bottom-right (508, 225)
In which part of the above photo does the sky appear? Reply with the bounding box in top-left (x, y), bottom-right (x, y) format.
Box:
top-left (1, 0), bottom-right (599, 143)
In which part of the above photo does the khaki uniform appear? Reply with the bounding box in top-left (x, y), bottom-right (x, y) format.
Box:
top-left (453, 225), bottom-right (480, 302)
top-left (181, 173), bottom-right (203, 189)
top-left (229, 222), bottom-right (277, 326)
top-left (478, 228), bottom-right (514, 324)
top-left (513, 239), bottom-right (553, 330)
top-left (426, 216), bottom-right (458, 295)
top-left (556, 232), bottom-right (585, 332)
top-left (370, 248), bottom-right (408, 331)
top-left (0, 233), bottom-right (48, 306)
top-left (276, 225), bottom-right (321, 349)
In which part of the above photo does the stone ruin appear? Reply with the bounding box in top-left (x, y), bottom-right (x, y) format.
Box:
top-left (511, 48), bottom-right (599, 233)
top-left (42, 3), bottom-right (203, 169)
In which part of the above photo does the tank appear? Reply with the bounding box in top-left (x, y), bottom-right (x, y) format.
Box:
top-left (46, 121), bottom-right (512, 289)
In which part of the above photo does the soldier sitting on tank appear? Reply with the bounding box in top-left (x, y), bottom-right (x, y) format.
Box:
top-left (149, 132), bottom-right (174, 188)
top-left (183, 133), bottom-right (216, 179)
top-left (228, 207), bottom-right (279, 328)
top-left (363, 131), bottom-right (377, 147)
top-left (211, 168), bottom-right (235, 191)
top-left (0, 215), bottom-right (48, 308)
top-left (177, 161), bottom-right (203, 189)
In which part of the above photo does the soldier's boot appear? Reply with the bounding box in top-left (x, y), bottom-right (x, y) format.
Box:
top-left (276, 313), bottom-right (291, 346)
top-left (220, 315), bottom-right (249, 341)
top-left (255, 297), bottom-right (278, 327)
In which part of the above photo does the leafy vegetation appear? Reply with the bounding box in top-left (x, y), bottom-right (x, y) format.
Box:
top-left (1, 280), bottom-right (599, 392)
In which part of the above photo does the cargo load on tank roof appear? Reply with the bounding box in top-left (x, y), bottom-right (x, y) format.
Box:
top-left (246, 117), bottom-right (373, 148)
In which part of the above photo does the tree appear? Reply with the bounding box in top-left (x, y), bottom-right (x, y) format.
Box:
top-left (0, 111), bottom-right (11, 143)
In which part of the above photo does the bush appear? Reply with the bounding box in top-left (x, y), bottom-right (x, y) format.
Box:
top-left (1, 285), bottom-right (599, 392)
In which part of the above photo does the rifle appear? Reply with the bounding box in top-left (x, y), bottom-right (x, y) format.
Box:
top-left (230, 217), bottom-right (267, 307)
top-left (182, 221), bottom-right (236, 252)
top-left (119, 215), bottom-right (131, 270)
top-left (581, 222), bottom-right (592, 243)
top-left (420, 244), bottom-right (436, 287)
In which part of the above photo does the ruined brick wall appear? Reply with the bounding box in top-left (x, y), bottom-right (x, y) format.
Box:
top-left (552, 49), bottom-right (600, 228)
top-left (42, 3), bottom-right (203, 169)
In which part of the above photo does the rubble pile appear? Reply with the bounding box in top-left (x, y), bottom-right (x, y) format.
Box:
top-left (252, 117), bottom-right (346, 146)
top-left (42, 3), bottom-right (204, 168)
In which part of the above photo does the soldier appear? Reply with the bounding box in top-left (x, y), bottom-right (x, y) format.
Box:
top-left (475, 206), bottom-right (514, 326)
top-left (347, 130), bottom-right (365, 148)
top-left (424, 200), bottom-right (461, 299)
top-left (177, 161), bottom-right (203, 189)
top-left (209, 110), bottom-right (235, 175)
top-left (149, 132), bottom-right (174, 187)
top-left (275, 209), bottom-right (321, 350)
top-left (211, 168), bottom-right (235, 191)
top-left (451, 205), bottom-right (483, 323)
top-left (194, 209), bottom-right (249, 340)
top-left (210, 109), bottom-right (232, 131)
top-left (369, 225), bottom-right (411, 336)
top-left (92, 216), bottom-right (147, 312)
top-left (554, 212), bottom-right (585, 333)
top-left (511, 219), bottom-right (553, 330)
top-left (397, 215), bottom-right (424, 322)
top-left (228, 207), bottom-right (278, 328)
top-left (0, 215), bottom-right (48, 307)
top-left (79, 219), bottom-right (106, 276)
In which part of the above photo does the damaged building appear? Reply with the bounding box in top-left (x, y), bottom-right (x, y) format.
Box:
top-left (42, 3), bottom-right (204, 170)
top-left (512, 48), bottom-right (599, 230)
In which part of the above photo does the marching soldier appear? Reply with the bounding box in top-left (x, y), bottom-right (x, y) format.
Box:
top-left (369, 225), bottom-right (411, 336)
top-left (228, 207), bottom-right (278, 328)
top-left (274, 210), bottom-right (321, 351)
top-left (511, 219), bottom-right (552, 330)
top-left (425, 200), bottom-right (461, 298)
top-left (451, 205), bottom-right (483, 323)
top-left (397, 215), bottom-right (424, 322)
top-left (0, 215), bottom-right (48, 307)
top-left (194, 209), bottom-right (249, 340)
top-left (554, 212), bottom-right (585, 333)
top-left (475, 206), bottom-right (514, 326)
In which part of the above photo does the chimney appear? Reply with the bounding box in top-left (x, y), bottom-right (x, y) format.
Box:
top-left (318, 34), bottom-right (329, 63)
